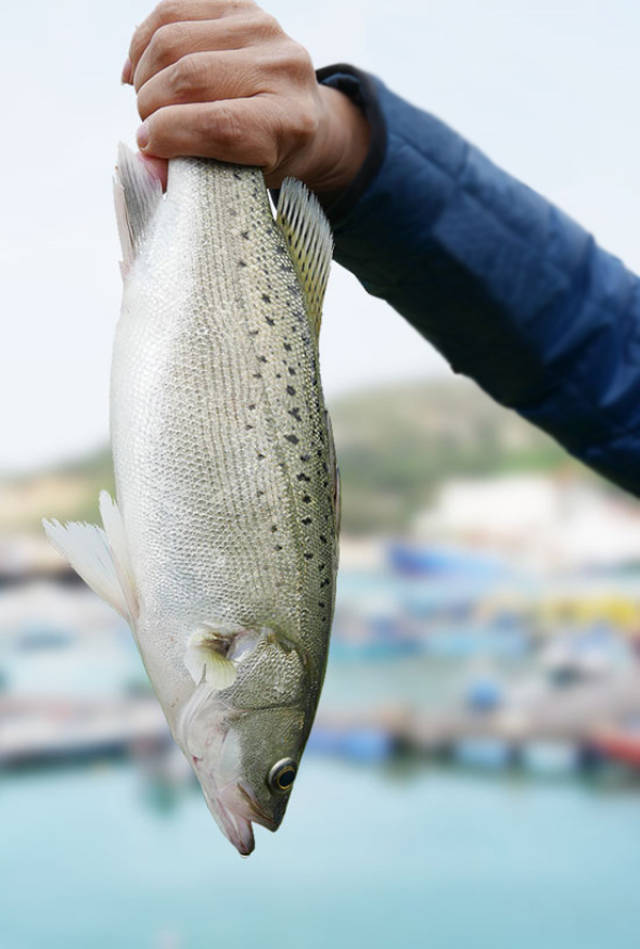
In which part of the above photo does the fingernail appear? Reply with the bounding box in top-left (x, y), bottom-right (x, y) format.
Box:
top-left (136, 123), bottom-right (149, 150)
top-left (121, 57), bottom-right (132, 84)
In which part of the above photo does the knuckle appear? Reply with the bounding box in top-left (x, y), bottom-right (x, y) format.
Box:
top-left (251, 11), bottom-right (282, 37)
top-left (296, 103), bottom-right (319, 142)
top-left (290, 42), bottom-right (314, 74)
top-left (170, 54), bottom-right (208, 97)
top-left (287, 103), bottom-right (318, 149)
top-left (278, 41), bottom-right (313, 79)
top-left (208, 103), bottom-right (242, 146)
top-left (149, 23), bottom-right (180, 65)
top-left (263, 124), bottom-right (284, 172)
top-left (220, 0), bottom-right (252, 18)
top-left (153, 0), bottom-right (183, 24)
top-left (252, 139), bottom-right (278, 172)
top-left (130, 30), bottom-right (149, 65)
top-left (262, 141), bottom-right (279, 172)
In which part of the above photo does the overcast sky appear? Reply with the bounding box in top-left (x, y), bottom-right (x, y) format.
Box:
top-left (3, 0), bottom-right (640, 471)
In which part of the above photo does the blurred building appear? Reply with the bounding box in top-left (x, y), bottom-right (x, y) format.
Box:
top-left (414, 474), bottom-right (640, 570)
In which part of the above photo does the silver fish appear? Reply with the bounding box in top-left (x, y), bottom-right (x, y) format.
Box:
top-left (43, 147), bottom-right (339, 855)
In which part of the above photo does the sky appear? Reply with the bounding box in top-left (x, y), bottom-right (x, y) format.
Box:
top-left (2, 0), bottom-right (640, 471)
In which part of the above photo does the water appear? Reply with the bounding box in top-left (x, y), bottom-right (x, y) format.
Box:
top-left (3, 576), bottom-right (640, 947)
top-left (2, 760), bottom-right (640, 949)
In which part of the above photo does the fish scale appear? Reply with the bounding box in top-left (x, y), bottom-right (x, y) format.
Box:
top-left (43, 149), bottom-right (338, 854)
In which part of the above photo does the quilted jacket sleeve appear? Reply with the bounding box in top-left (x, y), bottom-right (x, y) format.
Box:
top-left (317, 65), bottom-right (640, 496)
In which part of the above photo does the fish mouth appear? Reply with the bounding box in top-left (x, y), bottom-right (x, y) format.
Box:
top-left (199, 781), bottom-right (280, 855)
top-left (202, 785), bottom-right (256, 856)
top-left (199, 778), bottom-right (282, 854)
top-left (236, 782), bottom-right (279, 832)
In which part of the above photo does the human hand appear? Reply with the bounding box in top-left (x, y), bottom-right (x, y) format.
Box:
top-left (123, 0), bottom-right (370, 193)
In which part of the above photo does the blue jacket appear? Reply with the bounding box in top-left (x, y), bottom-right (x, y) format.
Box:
top-left (317, 65), bottom-right (640, 496)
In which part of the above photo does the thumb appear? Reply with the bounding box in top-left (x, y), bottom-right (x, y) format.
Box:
top-left (137, 153), bottom-right (169, 191)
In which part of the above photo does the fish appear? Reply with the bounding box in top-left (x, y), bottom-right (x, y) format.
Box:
top-left (43, 146), bottom-right (339, 855)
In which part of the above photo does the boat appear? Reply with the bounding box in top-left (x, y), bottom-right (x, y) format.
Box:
top-left (453, 738), bottom-right (513, 770)
top-left (520, 741), bottom-right (580, 776)
top-left (591, 725), bottom-right (640, 767)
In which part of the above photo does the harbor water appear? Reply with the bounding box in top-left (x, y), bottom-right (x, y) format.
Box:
top-left (2, 758), bottom-right (640, 949)
top-left (3, 561), bottom-right (640, 948)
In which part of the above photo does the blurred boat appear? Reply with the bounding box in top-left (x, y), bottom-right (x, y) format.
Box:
top-left (541, 626), bottom-right (629, 685)
top-left (329, 638), bottom-right (420, 661)
top-left (387, 542), bottom-right (507, 579)
top-left (307, 725), bottom-right (396, 763)
top-left (331, 594), bottom-right (421, 660)
top-left (520, 741), bottom-right (580, 776)
top-left (453, 738), bottom-right (512, 770)
top-left (591, 724), bottom-right (640, 768)
top-left (464, 677), bottom-right (504, 713)
top-left (423, 624), bottom-right (530, 659)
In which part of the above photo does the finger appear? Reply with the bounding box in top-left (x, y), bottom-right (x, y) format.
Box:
top-left (137, 98), bottom-right (280, 170)
top-left (137, 50), bottom-right (264, 120)
top-left (127, 0), bottom-right (255, 81)
top-left (134, 14), bottom-right (276, 91)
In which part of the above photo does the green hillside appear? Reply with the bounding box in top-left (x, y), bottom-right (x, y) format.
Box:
top-left (2, 378), bottom-right (585, 535)
top-left (328, 377), bottom-right (582, 533)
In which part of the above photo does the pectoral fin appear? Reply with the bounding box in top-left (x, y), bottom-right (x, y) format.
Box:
top-left (179, 629), bottom-right (238, 756)
top-left (185, 628), bottom-right (237, 691)
top-left (276, 178), bottom-right (333, 340)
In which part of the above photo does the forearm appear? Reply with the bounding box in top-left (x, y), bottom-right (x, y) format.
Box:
top-left (317, 66), bottom-right (640, 495)
top-left (120, 0), bottom-right (640, 496)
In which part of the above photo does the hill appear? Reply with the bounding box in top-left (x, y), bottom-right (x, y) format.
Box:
top-left (1, 378), bottom-right (585, 535)
top-left (328, 377), bottom-right (583, 533)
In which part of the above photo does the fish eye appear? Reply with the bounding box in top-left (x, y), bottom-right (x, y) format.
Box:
top-left (268, 758), bottom-right (297, 793)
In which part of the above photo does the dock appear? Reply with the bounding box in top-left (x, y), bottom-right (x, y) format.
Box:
top-left (0, 695), bottom-right (170, 766)
top-left (3, 671), bottom-right (640, 769)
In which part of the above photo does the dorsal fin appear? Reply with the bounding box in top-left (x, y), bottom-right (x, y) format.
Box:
top-left (113, 143), bottom-right (163, 274)
top-left (276, 178), bottom-right (333, 340)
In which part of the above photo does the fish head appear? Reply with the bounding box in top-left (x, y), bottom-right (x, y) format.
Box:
top-left (197, 705), bottom-right (307, 854)
top-left (182, 633), bottom-right (315, 855)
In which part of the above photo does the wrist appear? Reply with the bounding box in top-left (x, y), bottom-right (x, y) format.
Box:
top-left (301, 84), bottom-right (371, 197)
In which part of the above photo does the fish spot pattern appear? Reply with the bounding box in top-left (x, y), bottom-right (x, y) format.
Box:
top-left (173, 161), bottom-right (341, 678)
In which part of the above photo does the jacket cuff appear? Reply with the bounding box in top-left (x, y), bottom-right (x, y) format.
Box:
top-left (314, 64), bottom-right (387, 223)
